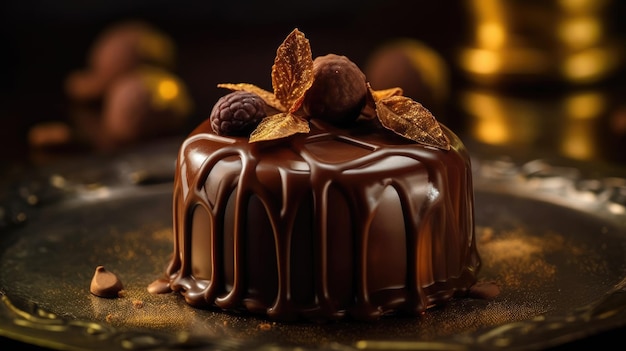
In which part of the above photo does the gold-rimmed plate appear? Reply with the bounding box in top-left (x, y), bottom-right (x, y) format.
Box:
top-left (1, 143), bottom-right (625, 351)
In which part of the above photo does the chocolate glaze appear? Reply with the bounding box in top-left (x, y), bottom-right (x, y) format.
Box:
top-left (151, 118), bottom-right (480, 322)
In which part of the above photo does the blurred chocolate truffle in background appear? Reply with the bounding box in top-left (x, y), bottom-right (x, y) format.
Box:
top-left (364, 39), bottom-right (449, 118)
top-left (75, 66), bottom-right (193, 152)
top-left (29, 20), bottom-right (193, 154)
top-left (65, 20), bottom-right (176, 102)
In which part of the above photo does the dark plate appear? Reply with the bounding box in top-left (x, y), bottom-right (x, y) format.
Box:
top-left (1, 141), bottom-right (626, 351)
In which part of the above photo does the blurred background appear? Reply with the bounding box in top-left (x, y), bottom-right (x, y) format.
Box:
top-left (1, 0), bottom-right (626, 168)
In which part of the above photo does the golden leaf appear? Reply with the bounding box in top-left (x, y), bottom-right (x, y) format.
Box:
top-left (362, 83), bottom-right (404, 119)
top-left (376, 95), bottom-right (450, 150)
top-left (289, 94), bottom-right (306, 114)
top-left (369, 85), bottom-right (404, 102)
top-left (249, 112), bottom-right (310, 143)
top-left (217, 83), bottom-right (285, 112)
top-left (271, 28), bottom-right (314, 110)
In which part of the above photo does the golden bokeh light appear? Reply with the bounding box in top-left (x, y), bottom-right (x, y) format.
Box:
top-left (461, 90), bottom-right (542, 147)
top-left (477, 22), bottom-right (506, 49)
top-left (158, 79), bottom-right (180, 101)
top-left (557, 17), bottom-right (602, 49)
top-left (460, 49), bottom-right (501, 76)
top-left (459, 0), bottom-right (621, 85)
top-left (561, 47), bottom-right (618, 83)
top-left (563, 91), bottom-right (605, 120)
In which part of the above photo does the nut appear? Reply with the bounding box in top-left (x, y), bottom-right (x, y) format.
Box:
top-left (210, 91), bottom-right (266, 136)
top-left (302, 54), bottom-right (367, 125)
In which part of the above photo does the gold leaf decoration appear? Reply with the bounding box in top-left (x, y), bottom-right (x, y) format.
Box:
top-left (376, 95), bottom-right (450, 150)
top-left (249, 113), bottom-right (310, 143)
top-left (271, 28), bottom-right (314, 111)
top-left (288, 93), bottom-right (306, 114)
top-left (370, 85), bottom-right (404, 102)
top-left (362, 83), bottom-right (404, 120)
top-left (217, 83), bottom-right (285, 112)
top-left (214, 29), bottom-right (452, 149)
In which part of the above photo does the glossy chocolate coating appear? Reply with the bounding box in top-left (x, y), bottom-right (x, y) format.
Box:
top-left (152, 117), bottom-right (480, 321)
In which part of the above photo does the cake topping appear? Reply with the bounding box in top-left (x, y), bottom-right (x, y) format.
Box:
top-left (302, 54), bottom-right (367, 125)
top-left (271, 28), bottom-right (314, 112)
top-left (209, 91), bottom-right (267, 136)
top-left (374, 93), bottom-right (450, 150)
top-left (215, 28), bottom-right (450, 150)
top-left (218, 28), bottom-right (313, 142)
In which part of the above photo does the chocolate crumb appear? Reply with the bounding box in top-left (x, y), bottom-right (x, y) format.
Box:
top-left (132, 299), bottom-right (144, 309)
top-left (469, 280), bottom-right (501, 300)
top-left (90, 266), bottom-right (124, 298)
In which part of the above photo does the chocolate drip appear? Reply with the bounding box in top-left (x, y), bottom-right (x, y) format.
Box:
top-left (157, 118), bottom-right (480, 321)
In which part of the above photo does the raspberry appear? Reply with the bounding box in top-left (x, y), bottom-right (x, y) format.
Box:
top-left (302, 54), bottom-right (367, 125)
top-left (210, 91), bottom-right (266, 136)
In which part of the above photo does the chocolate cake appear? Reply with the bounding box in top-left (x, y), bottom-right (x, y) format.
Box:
top-left (149, 29), bottom-right (480, 322)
